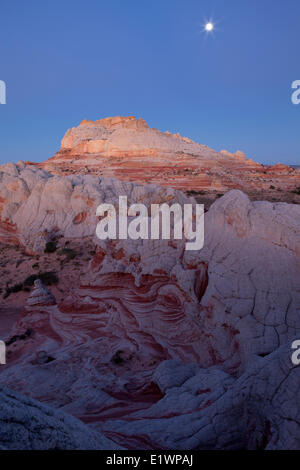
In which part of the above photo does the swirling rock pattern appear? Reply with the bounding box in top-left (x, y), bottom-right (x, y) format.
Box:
top-left (26, 280), bottom-right (56, 307)
top-left (0, 163), bottom-right (299, 449)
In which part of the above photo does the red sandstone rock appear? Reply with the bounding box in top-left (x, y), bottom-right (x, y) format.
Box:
top-left (39, 116), bottom-right (300, 199)
top-left (0, 118), bottom-right (300, 450)
top-left (0, 184), bottom-right (299, 449)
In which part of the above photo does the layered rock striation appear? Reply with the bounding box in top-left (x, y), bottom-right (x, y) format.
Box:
top-left (0, 162), bottom-right (299, 448)
top-left (40, 116), bottom-right (300, 203)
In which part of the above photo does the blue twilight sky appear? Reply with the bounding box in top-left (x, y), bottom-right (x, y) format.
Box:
top-left (0, 0), bottom-right (300, 165)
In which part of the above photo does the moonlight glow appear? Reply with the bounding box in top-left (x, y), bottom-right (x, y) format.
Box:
top-left (205, 22), bottom-right (214, 32)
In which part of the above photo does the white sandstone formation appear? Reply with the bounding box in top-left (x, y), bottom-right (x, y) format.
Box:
top-left (0, 162), bottom-right (299, 450)
top-left (0, 386), bottom-right (121, 450)
top-left (26, 280), bottom-right (56, 307)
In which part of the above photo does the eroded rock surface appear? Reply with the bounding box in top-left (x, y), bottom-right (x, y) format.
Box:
top-left (0, 162), bottom-right (299, 449)
top-left (40, 116), bottom-right (300, 204)
top-left (0, 386), bottom-right (120, 450)
top-left (103, 342), bottom-right (300, 450)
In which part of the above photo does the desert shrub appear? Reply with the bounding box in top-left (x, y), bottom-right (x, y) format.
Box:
top-left (23, 274), bottom-right (38, 286)
top-left (6, 328), bottom-right (33, 346)
top-left (3, 282), bottom-right (23, 299)
top-left (186, 189), bottom-right (206, 196)
top-left (270, 185), bottom-right (275, 190)
top-left (291, 187), bottom-right (300, 195)
top-left (57, 248), bottom-right (77, 260)
top-left (10, 283), bottom-right (23, 293)
top-left (44, 241), bottom-right (57, 253)
top-left (24, 271), bottom-right (58, 287)
top-left (39, 271), bottom-right (59, 285)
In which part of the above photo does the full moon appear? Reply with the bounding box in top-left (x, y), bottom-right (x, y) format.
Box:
top-left (205, 22), bottom-right (214, 32)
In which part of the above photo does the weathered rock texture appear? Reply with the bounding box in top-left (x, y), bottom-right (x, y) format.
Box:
top-left (0, 386), bottom-right (120, 450)
top-left (40, 116), bottom-right (300, 204)
top-left (0, 162), bottom-right (299, 449)
top-left (26, 279), bottom-right (56, 307)
top-left (103, 342), bottom-right (300, 450)
top-left (0, 161), bottom-right (192, 251)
